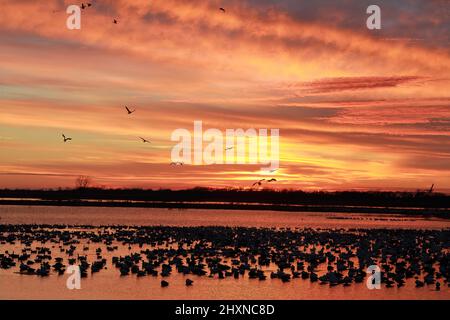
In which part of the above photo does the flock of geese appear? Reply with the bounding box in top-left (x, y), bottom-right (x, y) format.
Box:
top-left (61, 105), bottom-right (276, 187)
top-left (252, 178), bottom-right (277, 187)
top-left (59, 2), bottom-right (276, 188)
top-left (61, 106), bottom-right (147, 144)
top-left (0, 225), bottom-right (448, 294)
top-left (72, 2), bottom-right (227, 26)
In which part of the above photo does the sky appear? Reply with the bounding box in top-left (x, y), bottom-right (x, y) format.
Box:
top-left (0, 0), bottom-right (449, 191)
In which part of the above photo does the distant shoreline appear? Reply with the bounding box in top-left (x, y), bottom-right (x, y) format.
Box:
top-left (1, 188), bottom-right (449, 219)
top-left (0, 199), bottom-right (448, 218)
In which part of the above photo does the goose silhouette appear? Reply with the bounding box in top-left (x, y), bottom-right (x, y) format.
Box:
top-left (252, 179), bottom-right (265, 187)
top-left (125, 106), bottom-right (135, 114)
top-left (139, 137), bottom-right (150, 143)
top-left (62, 134), bottom-right (72, 142)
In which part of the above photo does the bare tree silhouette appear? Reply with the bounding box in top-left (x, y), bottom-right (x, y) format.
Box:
top-left (75, 176), bottom-right (91, 189)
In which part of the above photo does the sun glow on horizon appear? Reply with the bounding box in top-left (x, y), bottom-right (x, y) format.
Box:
top-left (0, 0), bottom-right (449, 191)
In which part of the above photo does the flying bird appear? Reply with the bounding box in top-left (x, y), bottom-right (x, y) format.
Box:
top-left (225, 146), bottom-right (233, 150)
top-left (80, 3), bottom-right (92, 9)
top-left (125, 106), bottom-right (135, 114)
top-left (62, 134), bottom-right (72, 142)
top-left (267, 178), bottom-right (277, 183)
top-left (170, 162), bottom-right (184, 166)
top-left (113, 19), bottom-right (118, 24)
top-left (219, 7), bottom-right (226, 12)
top-left (252, 179), bottom-right (266, 187)
top-left (139, 137), bottom-right (150, 143)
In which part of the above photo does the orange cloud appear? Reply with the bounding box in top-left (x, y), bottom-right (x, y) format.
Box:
top-left (0, 0), bottom-right (449, 190)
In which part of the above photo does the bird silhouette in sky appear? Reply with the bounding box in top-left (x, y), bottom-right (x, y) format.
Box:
top-left (139, 137), bottom-right (150, 143)
top-left (62, 134), bottom-right (72, 142)
top-left (170, 162), bottom-right (184, 166)
top-left (113, 18), bottom-right (118, 24)
top-left (220, 7), bottom-right (226, 13)
top-left (267, 178), bottom-right (277, 183)
top-left (252, 179), bottom-right (266, 187)
top-left (80, 3), bottom-right (92, 9)
top-left (125, 106), bottom-right (135, 114)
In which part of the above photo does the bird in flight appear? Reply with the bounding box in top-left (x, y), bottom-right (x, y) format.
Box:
top-left (252, 179), bottom-right (266, 187)
top-left (267, 178), bottom-right (277, 183)
top-left (62, 134), bottom-right (72, 143)
top-left (139, 137), bottom-right (150, 143)
top-left (125, 106), bottom-right (135, 114)
top-left (219, 7), bottom-right (226, 12)
top-left (170, 162), bottom-right (184, 166)
top-left (113, 19), bottom-right (118, 24)
top-left (225, 146), bottom-right (233, 150)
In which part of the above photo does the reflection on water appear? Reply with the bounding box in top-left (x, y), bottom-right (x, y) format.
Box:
top-left (0, 205), bottom-right (449, 300)
top-left (0, 205), bottom-right (449, 229)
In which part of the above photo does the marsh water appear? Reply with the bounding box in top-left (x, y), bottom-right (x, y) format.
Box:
top-left (1, 205), bottom-right (449, 229)
top-left (0, 205), bottom-right (449, 300)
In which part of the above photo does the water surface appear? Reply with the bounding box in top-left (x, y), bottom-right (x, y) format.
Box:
top-left (1, 205), bottom-right (448, 229)
top-left (0, 205), bottom-right (448, 300)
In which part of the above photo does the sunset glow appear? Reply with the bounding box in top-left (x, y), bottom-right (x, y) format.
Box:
top-left (1, 0), bottom-right (449, 190)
